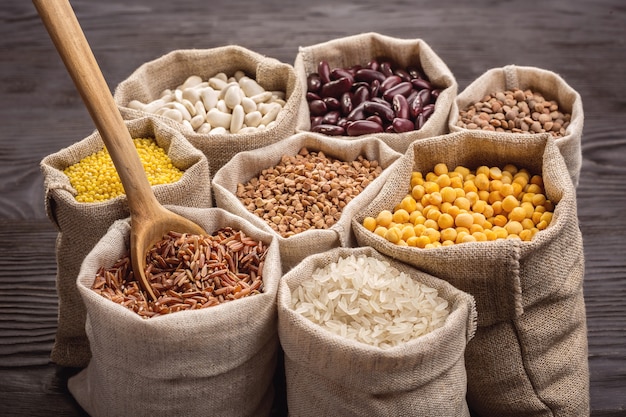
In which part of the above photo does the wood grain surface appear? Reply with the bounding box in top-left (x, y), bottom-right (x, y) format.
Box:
top-left (1, 0), bottom-right (624, 415)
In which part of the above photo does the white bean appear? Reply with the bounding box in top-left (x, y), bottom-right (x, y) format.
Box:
top-left (181, 75), bottom-right (204, 89)
top-left (211, 126), bottom-right (228, 135)
top-left (244, 110), bottom-right (262, 127)
top-left (127, 100), bottom-right (145, 110)
top-left (201, 87), bottom-right (219, 110)
top-left (260, 103), bottom-right (281, 125)
top-left (197, 123), bottom-right (212, 134)
top-left (224, 84), bottom-right (242, 109)
top-left (249, 91), bottom-right (273, 104)
top-left (241, 97), bottom-right (257, 114)
top-left (216, 99), bottom-right (229, 114)
top-left (206, 108), bottom-right (232, 129)
top-left (230, 104), bottom-right (245, 133)
top-left (209, 76), bottom-right (228, 91)
top-left (129, 71), bottom-right (286, 135)
top-left (161, 108), bottom-right (183, 123)
top-left (191, 114), bottom-right (205, 130)
top-left (239, 77), bottom-right (265, 97)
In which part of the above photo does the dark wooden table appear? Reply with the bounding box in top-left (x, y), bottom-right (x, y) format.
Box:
top-left (1, 0), bottom-right (624, 415)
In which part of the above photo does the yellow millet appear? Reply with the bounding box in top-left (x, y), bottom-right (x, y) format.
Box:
top-left (64, 138), bottom-right (183, 203)
top-left (364, 163), bottom-right (555, 247)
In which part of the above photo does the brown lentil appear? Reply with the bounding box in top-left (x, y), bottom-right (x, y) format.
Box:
top-left (456, 88), bottom-right (571, 138)
top-left (236, 147), bottom-right (383, 237)
top-left (91, 227), bottom-right (268, 318)
top-left (363, 163), bottom-right (555, 248)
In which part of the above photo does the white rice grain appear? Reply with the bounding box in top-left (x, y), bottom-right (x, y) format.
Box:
top-left (291, 255), bottom-right (450, 348)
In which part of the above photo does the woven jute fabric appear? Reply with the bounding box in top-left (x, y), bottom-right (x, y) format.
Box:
top-left (212, 132), bottom-right (402, 271)
top-left (68, 207), bottom-right (281, 417)
top-left (294, 32), bottom-right (458, 154)
top-left (40, 116), bottom-right (212, 367)
top-left (114, 46), bottom-right (303, 177)
top-left (448, 65), bottom-right (583, 187)
top-left (277, 246), bottom-right (476, 417)
top-left (353, 130), bottom-right (589, 416)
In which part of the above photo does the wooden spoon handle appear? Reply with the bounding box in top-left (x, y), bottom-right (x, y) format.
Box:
top-left (33, 0), bottom-right (158, 218)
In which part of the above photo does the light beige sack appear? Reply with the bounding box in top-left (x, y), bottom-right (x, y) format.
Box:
top-left (114, 46), bottom-right (303, 176)
top-left (40, 116), bottom-right (212, 367)
top-left (294, 32), bottom-right (457, 153)
top-left (277, 246), bottom-right (476, 417)
top-left (68, 206), bottom-right (281, 417)
top-left (212, 132), bottom-right (402, 271)
top-left (448, 65), bottom-right (583, 186)
top-left (353, 130), bottom-right (589, 416)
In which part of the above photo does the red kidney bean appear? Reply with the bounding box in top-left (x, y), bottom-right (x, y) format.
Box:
top-left (382, 81), bottom-right (413, 101)
top-left (415, 113), bottom-right (426, 130)
top-left (364, 101), bottom-right (395, 122)
top-left (347, 102), bottom-right (367, 121)
top-left (309, 99), bottom-right (327, 116)
top-left (310, 116), bottom-right (323, 128)
top-left (320, 77), bottom-right (352, 99)
top-left (323, 97), bottom-right (341, 111)
top-left (346, 120), bottom-right (383, 136)
top-left (394, 69), bottom-right (412, 82)
top-left (392, 117), bottom-right (414, 133)
top-left (318, 61), bottom-right (331, 84)
top-left (322, 110), bottom-right (341, 125)
top-left (312, 124), bottom-right (345, 136)
top-left (417, 88), bottom-right (432, 106)
top-left (352, 85), bottom-right (370, 107)
top-left (407, 66), bottom-right (425, 80)
top-left (306, 59), bottom-right (440, 136)
top-left (354, 68), bottom-right (386, 84)
top-left (341, 92), bottom-right (353, 115)
top-left (366, 115), bottom-right (383, 126)
top-left (422, 103), bottom-right (436, 120)
top-left (379, 61), bottom-right (394, 77)
top-left (392, 94), bottom-right (409, 119)
top-left (409, 93), bottom-right (424, 118)
top-left (306, 91), bottom-right (321, 101)
top-left (307, 74), bottom-right (322, 94)
top-left (366, 59), bottom-right (379, 71)
top-left (331, 68), bottom-right (354, 84)
top-left (370, 79), bottom-right (380, 98)
top-left (380, 75), bottom-right (402, 94)
top-left (411, 78), bottom-right (432, 91)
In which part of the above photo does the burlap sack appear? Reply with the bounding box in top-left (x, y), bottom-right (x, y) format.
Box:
top-left (353, 130), bottom-right (589, 416)
top-left (68, 206), bottom-right (281, 417)
top-left (448, 65), bottom-right (583, 186)
top-left (294, 32), bottom-right (457, 153)
top-left (114, 46), bottom-right (303, 176)
top-left (277, 246), bottom-right (476, 417)
top-left (212, 132), bottom-right (402, 271)
top-left (40, 116), bottom-right (212, 367)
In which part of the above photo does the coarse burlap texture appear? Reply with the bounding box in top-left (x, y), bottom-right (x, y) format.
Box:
top-left (352, 130), bottom-right (589, 416)
top-left (448, 65), bottom-right (583, 186)
top-left (212, 132), bottom-right (403, 271)
top-left (294, 32), bottom-right (458, 154)
top-left (114, 46), bottom-right (303, 176)
top-left (277, 246), bottom-right (477, 417)
top-left (68, 206), bottom-right (281, 417)
top-left (40, 116), bottom-right (212, 368)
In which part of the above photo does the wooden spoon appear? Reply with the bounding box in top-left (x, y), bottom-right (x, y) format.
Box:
top-left (33, 0), bottom-right (207, 301)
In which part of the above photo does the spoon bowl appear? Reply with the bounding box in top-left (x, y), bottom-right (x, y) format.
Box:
top-left (34, 0), bottom-right (207, 301)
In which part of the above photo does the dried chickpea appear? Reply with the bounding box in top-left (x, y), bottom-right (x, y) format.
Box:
top-left (376, 210), bottom-right (393, 227)
top-left (363, 216), bottom-right (377, 232)
top-left (365, 163), bottom-right (555, 248)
